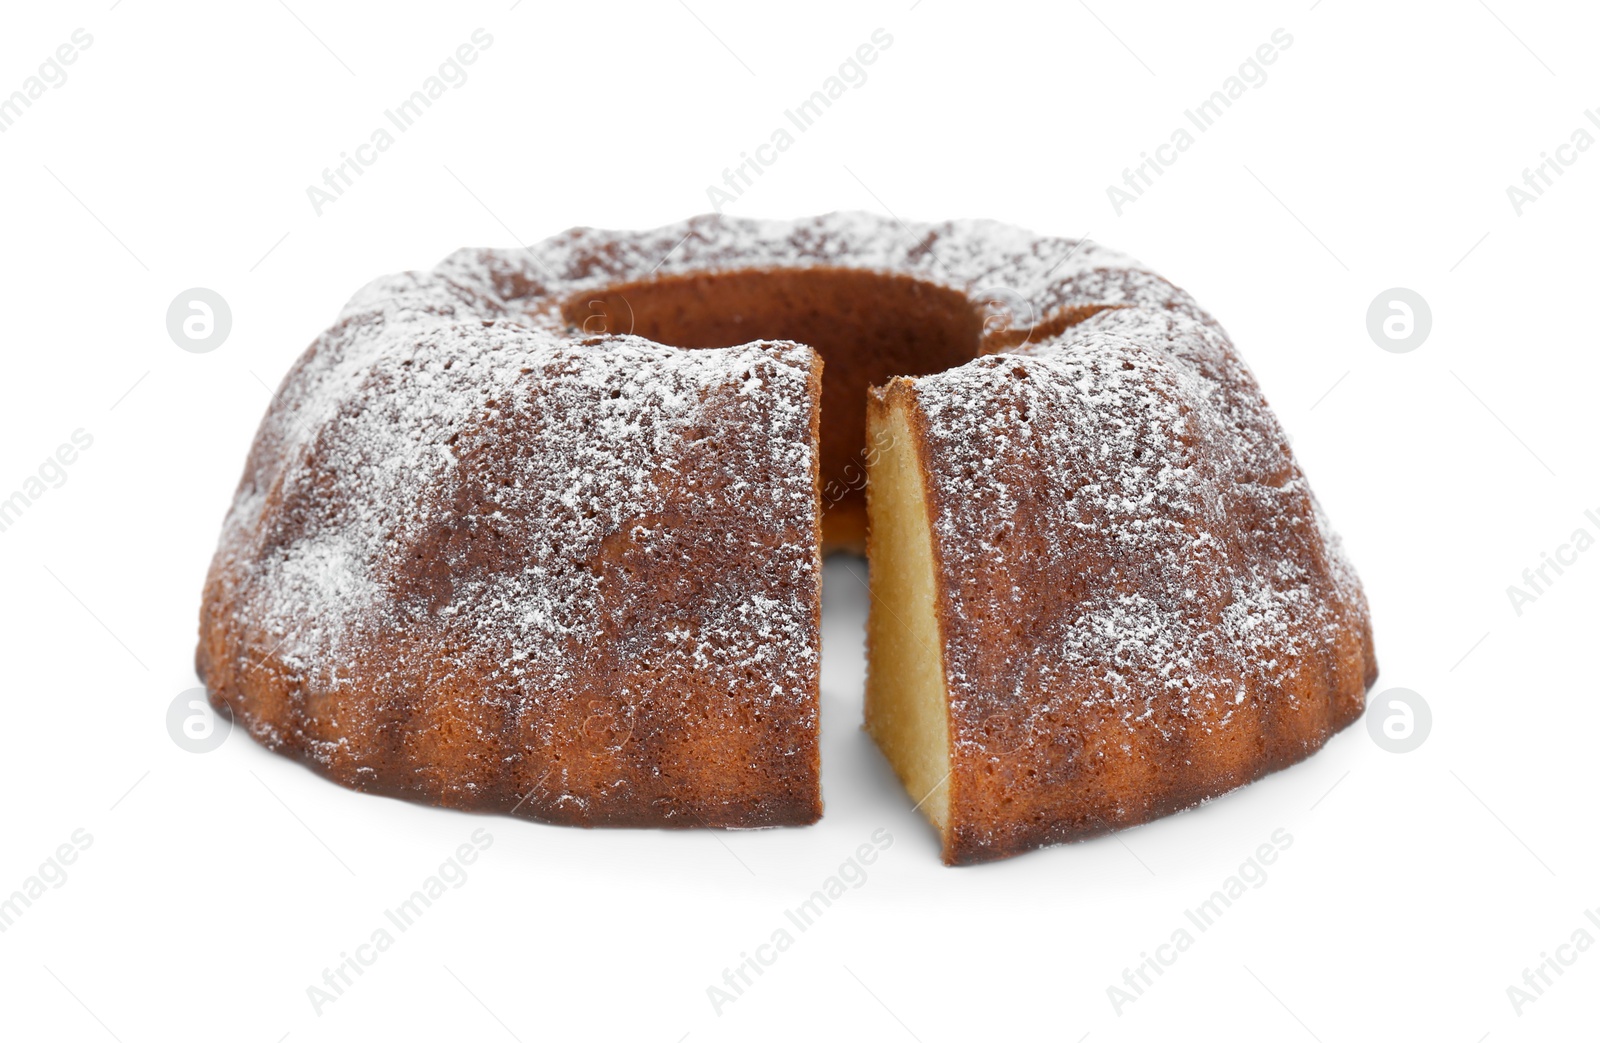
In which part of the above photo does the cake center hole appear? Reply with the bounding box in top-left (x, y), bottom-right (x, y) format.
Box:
top-left (561, 268), bottom-right (985, 552)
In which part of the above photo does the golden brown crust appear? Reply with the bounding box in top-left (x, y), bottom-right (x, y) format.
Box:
top-left (200, 330), bottom-right (824, 829)
top-left (200, 213), bottom-right (1374, 856)
top-left (899, 307), bottom-right (1376, 865)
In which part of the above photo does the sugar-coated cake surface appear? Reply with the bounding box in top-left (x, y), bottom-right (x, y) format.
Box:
top-left (199, 212), bottom-right (1374, 854)
top-left (894, 304), bottom-right (1374, 862)
top-left (199, 297), bottom-right (825, 825)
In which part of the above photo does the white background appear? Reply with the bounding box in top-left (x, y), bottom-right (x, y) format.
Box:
top-left (1, 0), bottom-right (1596, 1039)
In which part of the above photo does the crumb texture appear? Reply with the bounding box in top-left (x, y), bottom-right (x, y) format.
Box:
top-left (863, 396), bottom-right (952, 832)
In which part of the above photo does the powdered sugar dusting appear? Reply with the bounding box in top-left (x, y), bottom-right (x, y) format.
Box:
top-left (425, 212), bottom-right (1144, 336)
top-left (204, 249), bottom-right (824, 816)
top-left (203, 211), bottom-right (1369, 833)
top-left (910, 300), bottom-right (1370, 776)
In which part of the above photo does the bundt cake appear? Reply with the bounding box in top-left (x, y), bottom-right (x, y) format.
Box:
top-left (196, 212), bottom-right (1376, 858)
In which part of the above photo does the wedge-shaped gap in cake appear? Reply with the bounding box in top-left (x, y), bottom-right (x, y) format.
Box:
top-left (563, 268), bottom-right (986, 552)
